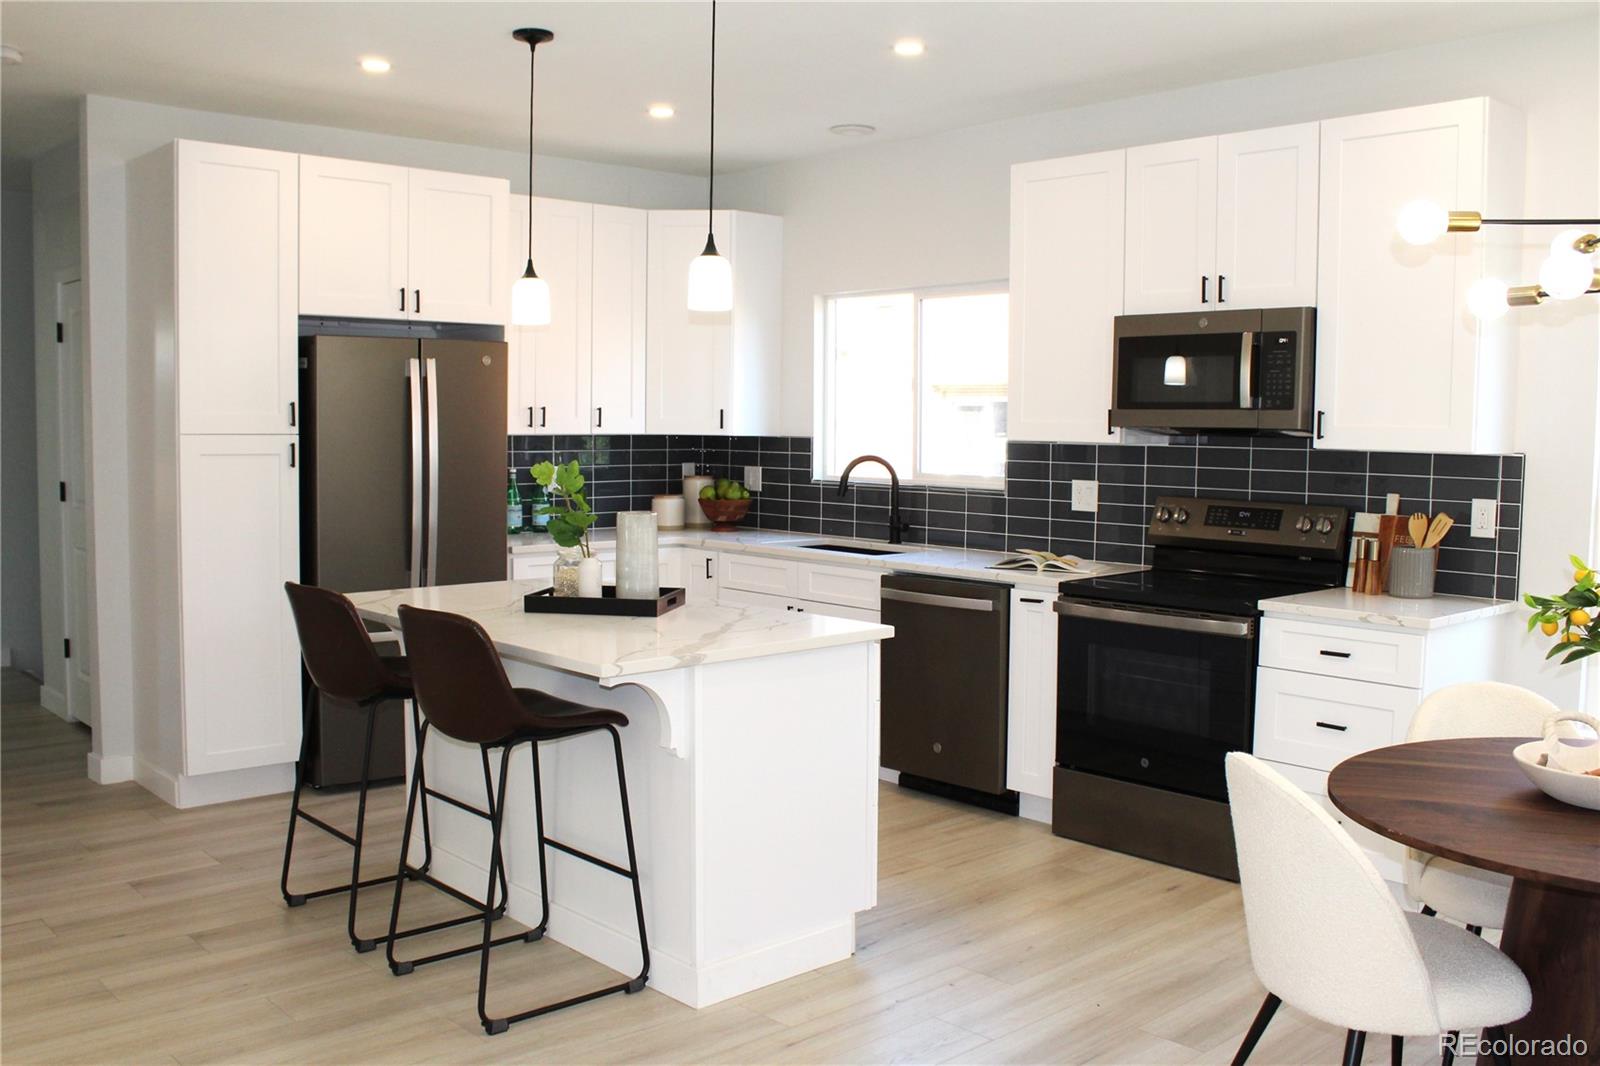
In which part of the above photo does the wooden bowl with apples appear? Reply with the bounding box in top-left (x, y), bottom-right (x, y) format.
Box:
top-left (698, 478), bottom-right (753, 531)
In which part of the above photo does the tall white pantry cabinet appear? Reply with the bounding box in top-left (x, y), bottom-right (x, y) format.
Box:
top-left (127, 140), bottom-right (303, 805)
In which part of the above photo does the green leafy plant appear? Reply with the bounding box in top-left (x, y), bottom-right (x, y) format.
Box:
top-left (1525, 555), bottom-right (1600, 664)
top-left (530, 460), bottom-right (596, 557)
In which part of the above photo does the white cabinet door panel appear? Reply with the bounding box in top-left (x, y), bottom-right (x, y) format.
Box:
top-left (179, 435), bottom-right (301, 774)
top-left (508, 197), bottom-right (592, 434)
top-left (1006, 591), bottom-right (1058, 798)
top-left (590, 205), bottom-right (649, 434)
top-left (1254, 667), bottom-right (1415, 774)
top-left (1216, 123), bottom-right (1319, 309)
top-left (719, 553), bottom-right (797, 597)
top-left (298, 154), bottom-right (409, 320)
top-left (647, 211), bottom-right (732, 433)
top-left (407, 168), bottom-right (508, 325)
top-left (795, 562), bottom-right (881, 611)
top-left (177, 142), bottom-right (299, 434)
top-left (1008, 150), bottom-right (1124, 443)
top-left (1124, 137), bottom-right (1217, 313)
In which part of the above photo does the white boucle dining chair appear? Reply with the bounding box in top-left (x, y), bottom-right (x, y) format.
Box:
top-left (1224, 753), bottom-right (1530, 1066)
top-left (1403, 682), bottom-right (1557, 936)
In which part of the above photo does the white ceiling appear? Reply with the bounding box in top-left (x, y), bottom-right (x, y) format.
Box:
top-left (0, 1), bottom-right (1588, 173)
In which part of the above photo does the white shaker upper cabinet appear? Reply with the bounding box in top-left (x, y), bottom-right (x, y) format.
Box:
top-left (1215, 123), bottom-right (1319, 309)
top-left (407, 167), bottom-right (509, 325)
top-left (1008, 150), bottom-right (1125, 443)
top-left (176, 141), bottom-right (300, 435)
top-left (506, 196), bottom-right (593, 435)
top-left (298, 155), bottom-right (410, 320)
top-left (1314, 98), bottom-right (1522, 453)
top-left (1124, 136), bottom-right (1218, 313)
top-left (178, 434), bottom-right (302, 775)
top-left (589, 204), bottom-right (649, 434)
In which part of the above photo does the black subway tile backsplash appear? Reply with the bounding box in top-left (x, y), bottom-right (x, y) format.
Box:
top-left (508, 434), bottom-right (1524, 600)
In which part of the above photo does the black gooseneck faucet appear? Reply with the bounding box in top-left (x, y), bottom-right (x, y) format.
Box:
top-left (837, 455), bottom-right (914, 545)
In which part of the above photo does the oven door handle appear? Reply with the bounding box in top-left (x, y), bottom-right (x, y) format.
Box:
top-left (1053, 599), bottom-right (1255, 638)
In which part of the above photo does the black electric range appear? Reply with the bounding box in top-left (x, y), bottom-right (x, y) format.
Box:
top-left (1050, 495), bottom-right (1351, 881)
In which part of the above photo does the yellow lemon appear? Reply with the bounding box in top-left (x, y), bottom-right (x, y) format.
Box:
top-left (1568, 632), bottom-right (1586, 644)
top-left (1573, 610), bottom-right (1593, 627)
top-left (1577, 568), bottom-right (1593, 583)
top-left (1542, 620), bottom-right (1560, 636)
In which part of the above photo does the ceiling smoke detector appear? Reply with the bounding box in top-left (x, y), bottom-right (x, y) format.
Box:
top-left (829, 123), bottom-right (877, 137)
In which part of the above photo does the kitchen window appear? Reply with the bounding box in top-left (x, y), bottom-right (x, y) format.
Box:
top-left (817, 285), bottom-right (1009, 486)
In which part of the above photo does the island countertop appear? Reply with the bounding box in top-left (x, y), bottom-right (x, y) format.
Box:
top-left (349, 579), bottom-right (894, 679)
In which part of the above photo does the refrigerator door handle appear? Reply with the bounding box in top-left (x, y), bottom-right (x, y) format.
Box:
top-left (407, 358), bottom-right (424, 587)
top-left (424, 356), bottom-right (441, 585)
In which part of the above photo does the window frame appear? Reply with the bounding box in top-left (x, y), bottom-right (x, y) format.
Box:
top-left (814, 281), bottom-right (1009, 490)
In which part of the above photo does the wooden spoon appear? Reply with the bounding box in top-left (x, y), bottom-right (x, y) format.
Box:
top-left (1423, 512), bottom-right (1454, 549)
top-left (1408, 512), bottom-right (1429, 549)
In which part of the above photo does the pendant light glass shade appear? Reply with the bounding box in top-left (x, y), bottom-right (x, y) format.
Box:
top-left (512, 262), bottom-right (552, 325)
top-left (688, 0), bottom-right (732, 312)
top-left (688, 236), bottom-right (733, 312)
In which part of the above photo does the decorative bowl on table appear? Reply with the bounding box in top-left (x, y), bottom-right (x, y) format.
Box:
top-left (1513, 741), bottom-right (1600, 812)
top-left (698, 497), bottom-right (752, 532)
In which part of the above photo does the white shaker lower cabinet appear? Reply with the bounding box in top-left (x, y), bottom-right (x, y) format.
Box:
top-left (177, 436), bottom-right (302, 775)
top-left (1008, 151), bottom-right (1124, 443)
top-left (681, 549), bottom-right (721, 604)
top-left (1005, 589), bottom-right (1059, 806)
top-left (1252, 612), bottom-right (1500, 881)
top-left (716, 585), bottom-right (881, 623)
top-left (1314, 97), bottom-right (1523, 453)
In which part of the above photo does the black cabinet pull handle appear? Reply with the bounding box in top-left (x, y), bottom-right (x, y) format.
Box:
top-left (705, 558), bottom-right (713, 580)
top-left (1318, 649), bottom-right (1353, 659)
top-left (1315, 721), bottom-right (1349, 732)
top-left (400, 287), bottom-right (406, 312)
top-left (1316, 410), bottom-right (1326, 440)
top-left (1021, 597), bottom-right (1044, 604)
top-left (288, 442), bottom-right (297, 468)
top-left (719, 408), bottom-right (726, 430)
top-left (1217, 275), bottom-right (1226, 303)
top-left (413, 289), bottom-right (421, 314)
top-left (527, 406), bottom-right (534, 428)
top-left (596, 406), bottom-right (603, 428)
top-left (288, 401), bottom-right (296, 427)
top-left (1200, 275), bottom-right (1209, 304)
top-left (539, 406), bottom-right (547, 428)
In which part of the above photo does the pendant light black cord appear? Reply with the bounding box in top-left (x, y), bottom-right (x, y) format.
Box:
top-left (525, 37), bottom-right (536, 273)
top-left (704, 0), bottom-right (718, 253)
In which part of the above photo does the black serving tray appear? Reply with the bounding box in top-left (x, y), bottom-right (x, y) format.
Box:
top-left (524, 585), bottom-right (686, 617)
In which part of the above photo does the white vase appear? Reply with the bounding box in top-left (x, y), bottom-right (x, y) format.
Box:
top-left (616, 512), bottom-right (660, 599)
top-left (577, 556), bottom-right (603, 599)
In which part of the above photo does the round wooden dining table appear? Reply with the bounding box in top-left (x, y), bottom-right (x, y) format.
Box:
top-left (1329, 737), bottom-right (1599, 1064)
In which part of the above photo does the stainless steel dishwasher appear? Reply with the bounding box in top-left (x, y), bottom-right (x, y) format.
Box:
top-left (879, 573), bottom-right (1015, 813)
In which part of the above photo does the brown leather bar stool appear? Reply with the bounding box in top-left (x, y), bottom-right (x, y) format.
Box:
top-left (389, 603), bottom-right (650, 1036)
top-left (281, 583), bottom-right (503, 952)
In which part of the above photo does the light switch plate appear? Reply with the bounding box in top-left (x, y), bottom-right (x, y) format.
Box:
top-left (1471, 498), bottom-right (1498, 538)
top-left (681, 461), bottom-right (697, 477)
top-left (745, 465), bottom-right (763, 491)
top-left (1071, 480), bottom-right (1099, 513)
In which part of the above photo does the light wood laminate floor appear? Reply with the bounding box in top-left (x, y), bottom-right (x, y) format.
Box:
top-left (2, 692), bottom-right (1458, 1064)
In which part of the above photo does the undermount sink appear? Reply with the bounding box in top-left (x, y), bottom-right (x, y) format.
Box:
top-left (799, 543), bottom-right (907, 557)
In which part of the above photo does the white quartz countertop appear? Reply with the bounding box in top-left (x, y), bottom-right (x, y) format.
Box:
top-left (508, 528), bottom-right (1144, 591)
top-left (349, 580), bottom-right (894, 680)
top-left (1258, 587), bottom-right (1519, 631)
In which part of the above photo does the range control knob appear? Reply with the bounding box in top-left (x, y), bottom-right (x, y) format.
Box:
top-left (1155, 506), bottom-right (1173, 523)
top-left (1315, 516), bottom-right (1336, 535)
top-left (1173, 507), bottom-right (1190, 525)
top-left (1295, 515), bottom-right (1314, 533)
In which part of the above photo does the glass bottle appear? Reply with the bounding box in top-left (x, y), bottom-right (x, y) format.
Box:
top-left (506, 468), bottom-right (523, 533)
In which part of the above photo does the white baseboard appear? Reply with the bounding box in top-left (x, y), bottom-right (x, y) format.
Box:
top-left (39, 685), bottom-right (69, 720)
top-left (1018, 791), bottom-right (1052, 825)
top-left (877, 766), bottom-right (899, 784)
top-left (87, 751), bottom-right (136, 784)
top-left (135, 759), bottom-right (293, 809)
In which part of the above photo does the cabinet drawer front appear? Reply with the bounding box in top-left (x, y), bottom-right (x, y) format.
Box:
top-left (1260, 617), bottom-right (1424, 686)
top-left (795, 562), bottom-right (880, 610)
top-left (720, 554), bottom-right (796, 596)
top-left (1254, 668), bottom-right (1416, 772)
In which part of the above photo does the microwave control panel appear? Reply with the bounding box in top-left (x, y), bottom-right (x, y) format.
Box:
top-left (1257, 333), bottom-right (1299, 411)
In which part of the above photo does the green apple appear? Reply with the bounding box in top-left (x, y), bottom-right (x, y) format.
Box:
top-left (698, 485), bottom-right (717, 500)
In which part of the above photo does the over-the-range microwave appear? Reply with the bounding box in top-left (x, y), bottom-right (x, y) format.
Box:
top-left (1109, 307), bottom-right (1316, 435)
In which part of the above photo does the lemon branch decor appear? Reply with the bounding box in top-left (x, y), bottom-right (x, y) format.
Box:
top-left (1525, 556), bottom-right (1600, 664)
top-left (530, 460), bottom-right (596, 558)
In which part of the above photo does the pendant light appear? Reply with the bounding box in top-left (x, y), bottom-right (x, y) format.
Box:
top-left (687, 0), bottom-right (733, 312)
top-left (511, 27), bottom-right (554, 326)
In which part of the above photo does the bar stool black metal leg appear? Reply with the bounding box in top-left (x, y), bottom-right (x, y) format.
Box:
top-left (385, 728), bottom-right (429, 974)
top-left (409, 700), bottom-right (434, 878)
top-left (1389, 1033), bottom-right (1402, 1066)
top-left (280, 681), bottom-right (315, 906)
top-left (526, 741), bottom-right (550, 939)
top-left (1230, 992), bottom-right (1280, 1065)
top-left (1341, 1029), bottom-right (1366, 1066)
top-left (610, 725), bottom-right (650, 993)
top-left (479, 747), bottom-right (511, 914)
top-left (347, 704), bottom-right (380, 951)
top-left (479, 745), bottom-right (516, 1035)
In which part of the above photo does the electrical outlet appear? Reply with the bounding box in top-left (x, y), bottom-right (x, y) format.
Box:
top-left (681, 461), bottom-right (697, 477)
top-left (1471, 498), bottom-right (1498, 538)
top-left (745, 465), bottom-right (763, 492)
top-left (1071, 480), bottom-right (1099, 513)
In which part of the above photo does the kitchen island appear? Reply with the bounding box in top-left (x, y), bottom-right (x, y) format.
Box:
top-left (349, 579), bottom-right (892, 1009)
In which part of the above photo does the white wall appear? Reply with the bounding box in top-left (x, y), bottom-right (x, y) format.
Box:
top-left (722, 16), bottom-right (1600, 711)
top-left (29, 139), bottom-right (80, 717)
top-left (2, 160), bottom-right (42, 678)
top-left (79, 94), bottom-right (705, 783)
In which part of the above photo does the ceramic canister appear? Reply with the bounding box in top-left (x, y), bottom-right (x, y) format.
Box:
top-left (651, 494), bottom-right (685, 530)
top-left (1387, 546), bottom-right (1436, 599)
top-left (682, 476), bottom-right (713, 527)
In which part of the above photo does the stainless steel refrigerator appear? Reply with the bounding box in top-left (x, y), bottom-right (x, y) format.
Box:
top-left (299, 334), bottom-right (508, 786)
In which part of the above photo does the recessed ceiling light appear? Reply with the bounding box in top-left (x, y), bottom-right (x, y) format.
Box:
top-left (829, 123), bottom-right (877, 137)
top-left (1, 44), bottom-right (22, 66)
top-left (359, 56), bottom-right (392, 74)
top-left (648, 103), bottom-right (676, 119)
top-left (892, 38), bottom-right (925, 58)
